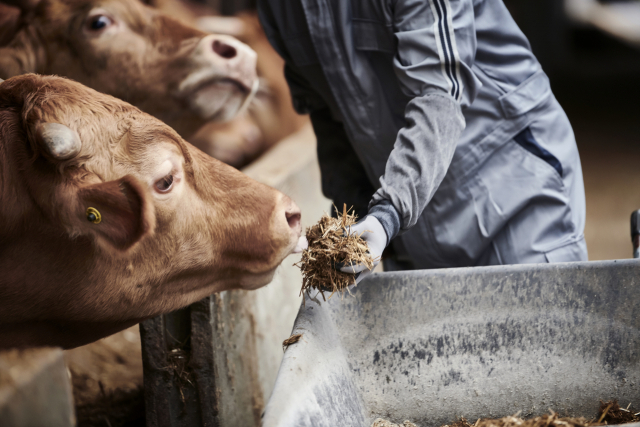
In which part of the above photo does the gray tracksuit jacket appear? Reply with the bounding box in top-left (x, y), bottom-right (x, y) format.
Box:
top-left (258, 0), bottom-right (588, 268)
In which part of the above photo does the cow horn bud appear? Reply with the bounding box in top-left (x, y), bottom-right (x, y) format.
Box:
top-left (35, 123), bottom-right (82, 160)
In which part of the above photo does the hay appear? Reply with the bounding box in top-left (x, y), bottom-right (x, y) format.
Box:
top-left (597, 400), bottom-right (640, 424)
top-left (462, 401), bottom-right (640, 427)
top-left (372, 400), bottom-right (639, 427)
top-left (372, 419), bottom-right (418, 427)
top-left (458, 413), bottom-right (595, 427)
top-left (282, 333), bottom-right (303, 352)
top-left (295, 205), bottom-right (375, 299)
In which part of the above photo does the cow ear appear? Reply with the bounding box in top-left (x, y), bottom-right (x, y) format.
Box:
top-left (77, 175), bottom-right (156, 251)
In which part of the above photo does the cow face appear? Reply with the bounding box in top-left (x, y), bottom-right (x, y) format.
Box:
top-left (0, 74), bottom-right (301, 348)
top-left (0, 0), bottom-right (258, 136)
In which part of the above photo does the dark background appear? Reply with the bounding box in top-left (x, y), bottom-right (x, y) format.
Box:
top-left (505, 0), bottom-right (640, 260)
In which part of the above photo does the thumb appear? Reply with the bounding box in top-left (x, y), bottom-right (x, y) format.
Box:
top-left (339, 260), bottom-right (374, 274)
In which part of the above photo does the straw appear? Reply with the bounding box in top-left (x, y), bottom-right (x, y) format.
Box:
top-left (295, 204), bottom-right (375, 299)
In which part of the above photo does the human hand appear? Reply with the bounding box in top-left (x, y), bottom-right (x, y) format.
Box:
top-left (338, 215), bottom-right (387, 284)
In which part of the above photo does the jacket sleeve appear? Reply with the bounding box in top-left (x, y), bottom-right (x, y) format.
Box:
top-left (258, 0), bottom-right (376, 218)
top-left (369, 0), bottom-right (481, 237)
top-left (311, 108), bottom-right (377, 220)
top-left (285, 66), bottom-right (376, 218)
top-left (257, 0), bottom-right (325, 115)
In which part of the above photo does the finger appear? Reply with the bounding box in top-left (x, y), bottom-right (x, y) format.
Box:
top-left (332, 260), bottom-right (367, 271)
top-left (344, 228), bottom-right (370, 237)
top-left (342, 223), bottom-right (366, 238)
top-left (332, 260), bottom-right (347, 270)
top-left (339, 262), bottom-right (370, 274)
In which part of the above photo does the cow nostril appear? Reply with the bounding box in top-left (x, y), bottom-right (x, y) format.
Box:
top-left (212, 40), bottom-right (237, 59)
top-left (286, 211), bottom-right (301, 231)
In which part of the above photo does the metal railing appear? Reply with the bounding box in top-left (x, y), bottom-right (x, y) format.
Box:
top-left (632, 209), bottom-right (640, 259)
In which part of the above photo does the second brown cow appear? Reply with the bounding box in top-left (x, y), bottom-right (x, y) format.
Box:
top-left (0, 0), bottom-right (257, 138)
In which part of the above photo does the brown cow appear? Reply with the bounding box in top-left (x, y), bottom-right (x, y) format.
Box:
top-left (0, 74), bottom-right (303, 349)
top-left (190, 11), bottom-right (311, 166)
top-left (151, 2), bottom-right (310, 156)
top-left (0, 0), bottom-right (257, 138)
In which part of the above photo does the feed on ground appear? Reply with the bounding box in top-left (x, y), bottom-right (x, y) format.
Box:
top-left (282, 333), bottom-right (303, 351)
top-left (372, 400), bottom-right (639, 427)
top-left (372, 419), bottom-right (418, 427)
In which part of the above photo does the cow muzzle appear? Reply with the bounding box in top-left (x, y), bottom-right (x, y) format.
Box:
top-left (278, 194), bottom-right (302, 254)
top-left (178, 34), bottom-right (258, 121)
top-left (223, 192), bottom-right (302, 290)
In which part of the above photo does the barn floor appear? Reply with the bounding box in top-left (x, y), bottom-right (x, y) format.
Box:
top-left (64, 326), bottom-right (144, 427)
top-left (63, 73), bottom-right (640, 427)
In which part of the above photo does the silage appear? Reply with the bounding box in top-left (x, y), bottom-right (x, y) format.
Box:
top-left (371, 401), bottom-right (640, 427)
top-left (437, 404), bottom-right (640, 427)
top-left (295, 205), bottom-right (376, 299)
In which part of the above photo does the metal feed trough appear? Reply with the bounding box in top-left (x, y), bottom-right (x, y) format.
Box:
top-left (264, 259), bottom-right (640, 427)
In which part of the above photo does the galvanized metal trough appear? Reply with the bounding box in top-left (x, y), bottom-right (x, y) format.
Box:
top-left (263, 259), bottom-right (640, 427)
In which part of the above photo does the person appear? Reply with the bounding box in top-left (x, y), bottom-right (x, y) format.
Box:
top-left (258, 0), bottom-right (587, 282)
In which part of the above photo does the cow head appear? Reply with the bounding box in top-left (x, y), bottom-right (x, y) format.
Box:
top-left (0, 74), bottom-right (302, 348)
top-left (0, 0), bottom-right (258, 136)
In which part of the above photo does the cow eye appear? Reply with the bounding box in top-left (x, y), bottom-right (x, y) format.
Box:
top-left (86, 15), bottom-right (113, 32)
top-left (154, 174), bottom-right (174, 193)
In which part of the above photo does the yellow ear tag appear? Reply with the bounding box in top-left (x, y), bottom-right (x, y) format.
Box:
top-left (86, 207), bottom-right (102, 224)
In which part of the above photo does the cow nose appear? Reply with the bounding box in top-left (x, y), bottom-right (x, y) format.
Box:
top-left (212, 39), bottom-right (237, 59)
top-left (188, 34), bottom-right (258, 93)
top-left (286, 205), bottom-right (301, 232)
top-left (281, 195), bottom-right (302, 236)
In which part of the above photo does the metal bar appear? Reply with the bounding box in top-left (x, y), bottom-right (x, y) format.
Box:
top-left (632, 209), bottom-right (640, 258)
top-left (140, 303), bottom-right (221, 427)
top-left (141, 292), bottom-right (264, 427)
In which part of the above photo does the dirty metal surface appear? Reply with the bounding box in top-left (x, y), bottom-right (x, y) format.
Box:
top-left (141, 304), bottom-right (215, 427)
top-left (141, 293), bottom-right (265, 427)
top-left (264, 259), bottom-right (640, 427)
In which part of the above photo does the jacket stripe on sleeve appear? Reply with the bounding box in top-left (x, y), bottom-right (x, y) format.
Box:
top-left (429, 0), bottom-right (463, 102)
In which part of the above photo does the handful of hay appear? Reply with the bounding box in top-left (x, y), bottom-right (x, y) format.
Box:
top-left (295, 205), bottom-right (375, 298)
